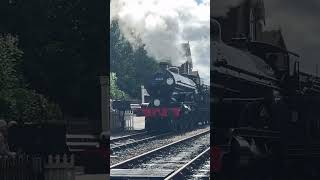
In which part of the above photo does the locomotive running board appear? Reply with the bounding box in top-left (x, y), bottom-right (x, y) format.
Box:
top-left (110, 169), bottom-right (174, 179)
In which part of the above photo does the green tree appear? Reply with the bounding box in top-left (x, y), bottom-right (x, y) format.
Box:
top-left (0, 34), bottom-right (23, 90)
top-left (0, 34), bottom-right (24, 119)
top-left (0, 34), bottom-right (62, 123)
top-left (110, 21), bottom-right (159, 99)
top-left (110, 72), bottom-right (129, 100)
top-left (1, 0), bottom-right (107, 123)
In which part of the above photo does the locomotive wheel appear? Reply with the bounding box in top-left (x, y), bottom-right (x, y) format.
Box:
top-left (180, 117), bottom-right (187, 131)
top-left (145, 118), bottom-right (152, 130)
top-left (184, 118), bottom-right (190, 131)
top-left (177, 117), bottom-right (183, 131)
top-left (187, 117), bottom-right (193, 130)
top-left (189, 115), bottom-right (196, 129)
top-left (181, 115), bottom-right (192, 131)
top-left (169, 118), bottom-right (178, 132)
top-left (145, 118), bottom-right (161, 131)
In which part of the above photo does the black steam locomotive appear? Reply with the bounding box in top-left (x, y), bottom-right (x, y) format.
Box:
top-left (212, 19), bottom-right (320, 179)
top-left (142, 62), bottom-right (209, 131)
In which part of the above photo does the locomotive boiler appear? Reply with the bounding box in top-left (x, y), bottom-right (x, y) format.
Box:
top-left (142, 62), bottom-right (209, 131)
top-left (212, 19), bottom-right (320, 180)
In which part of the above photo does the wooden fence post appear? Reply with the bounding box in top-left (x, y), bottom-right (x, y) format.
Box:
top-left (44, 154), bottom-right (75, 180)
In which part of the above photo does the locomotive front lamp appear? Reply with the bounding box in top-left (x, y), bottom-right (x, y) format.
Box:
top-left (154, 99), bottom-right (161, 106)
top-left (166, 78), bottom-right (174, 85)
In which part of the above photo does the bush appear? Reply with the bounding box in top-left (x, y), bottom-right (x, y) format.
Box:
top-left (0, 34), bottom-right (63, 123)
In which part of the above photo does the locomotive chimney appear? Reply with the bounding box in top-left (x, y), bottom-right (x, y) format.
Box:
top-left (180, 42), bottom-right (193, 74)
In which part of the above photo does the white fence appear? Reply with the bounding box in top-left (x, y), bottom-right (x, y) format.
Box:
top-left (0, 154), bottom-right (76, 180)
top-left (44, 154), bottom-right (75, 180)
top-left (124, 110), bottom-right (135, 130)
top-left (110, 110), bottom-right (136, 131)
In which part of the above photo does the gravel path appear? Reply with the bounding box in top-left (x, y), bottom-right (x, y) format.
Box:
top-left (110, 126), bottom-right (209, 165)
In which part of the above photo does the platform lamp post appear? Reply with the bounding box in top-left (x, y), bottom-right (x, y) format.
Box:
top-left (100, 76), bottom-right (109, 132)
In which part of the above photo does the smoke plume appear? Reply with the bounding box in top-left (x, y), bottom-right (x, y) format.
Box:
top-left (110, 0), bottom-right (210, 83)
top-left (212, 0), bottom-right (244, 17)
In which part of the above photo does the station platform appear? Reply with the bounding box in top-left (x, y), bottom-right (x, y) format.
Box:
top-left (75, 174), bottom-right (108, 180)
top-left (110, 169), bottom-right (173, 179)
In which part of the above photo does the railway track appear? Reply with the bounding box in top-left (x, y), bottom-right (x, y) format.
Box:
top-left (110, 131), bottom-right (151, 143)
top-left (165, 147), bottom-right (210, 180)
top-left (110, 129), bottom-right (210, 179)
top-left (110, 131), bottom-right (172, 151)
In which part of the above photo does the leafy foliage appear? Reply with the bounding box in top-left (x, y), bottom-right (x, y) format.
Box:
top-left (0, 34), bottom-right (23, 90)
top-left (1, 0), bottom-right (107, 121)
top-left (110, 72), bottom-right (129, 100)
top-left (110, 21), bottom-right (159, 99)
top-left (0, 34), bottom-right (62, 123)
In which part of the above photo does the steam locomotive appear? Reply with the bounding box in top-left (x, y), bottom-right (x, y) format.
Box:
top-left (142, 62), bottom-right (209, 131)
top-left (212, 19), bottom-right (320, 179)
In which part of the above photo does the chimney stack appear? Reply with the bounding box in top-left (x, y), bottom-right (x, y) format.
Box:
top-left (180, 42), bottom-right (193, 74)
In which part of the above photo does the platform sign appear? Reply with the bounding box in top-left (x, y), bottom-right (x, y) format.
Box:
top-left (141, 85), bottom-right (150, 103)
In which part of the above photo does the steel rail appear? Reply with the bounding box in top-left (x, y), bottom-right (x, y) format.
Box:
top-left (110, 132), bottom-right (172, 151)
top-left (164, 147), bottom-right (210, 180)
top-left (110, 131), bottom-right (150, 143)
top-left (110, 129), bottom-right (210, 169)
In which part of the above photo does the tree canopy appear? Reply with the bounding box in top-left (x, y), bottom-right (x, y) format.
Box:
top-left (0, 0), bottom-right (107, 124)
top-left (110, 72), bottom-right (129, 100)
top-left (110, 21), bottom-right (159, 99)
top-left (0, 0), bottom-right (158, 124)
top-left (0, 34), bottom-right (62, 123)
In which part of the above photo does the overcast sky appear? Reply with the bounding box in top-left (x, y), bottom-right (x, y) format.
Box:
top-left (265, 0), bottom-right (320, 75)
top-left (111, 0), bottom-right (210, 84)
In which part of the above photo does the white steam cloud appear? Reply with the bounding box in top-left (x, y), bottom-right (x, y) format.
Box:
top-left (110, 0), bottom-right (210, 84)
top-left (212, 0), bottom-right (244, 17)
